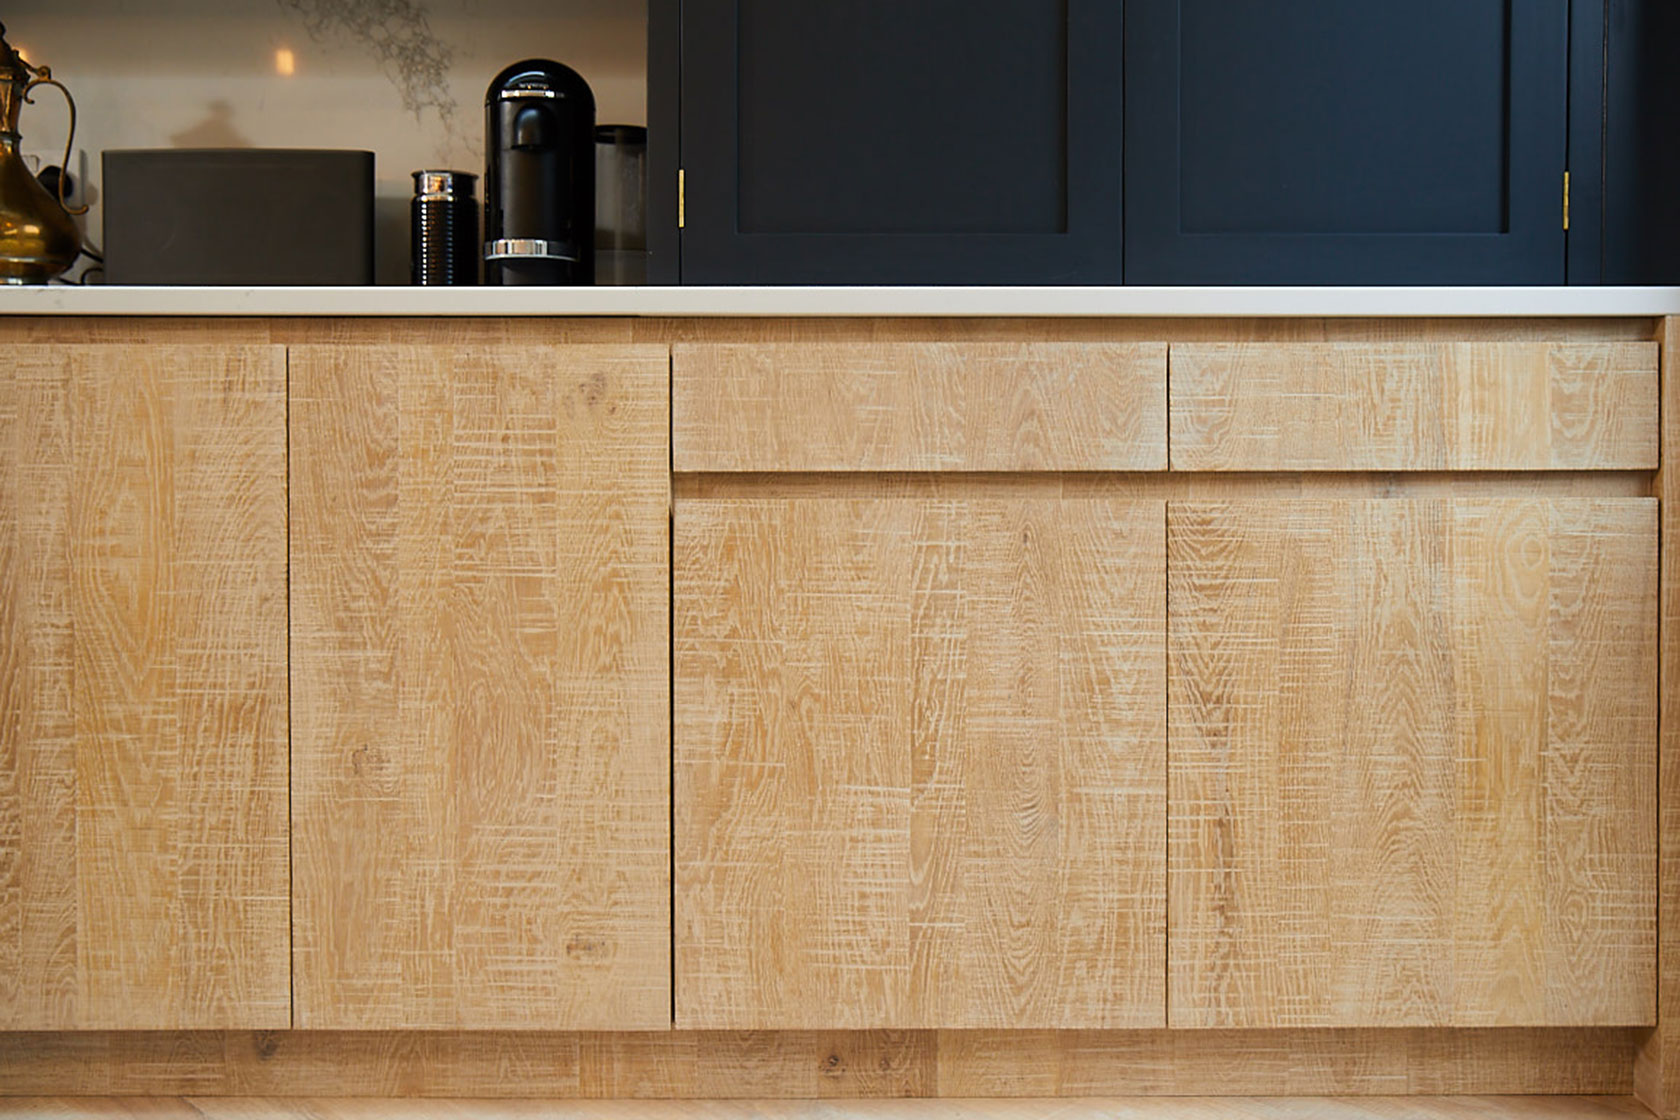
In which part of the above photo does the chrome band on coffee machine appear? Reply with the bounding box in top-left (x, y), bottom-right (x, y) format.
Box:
top-left (484, 237), bottom-right (579, 262)
top-left (484, 59), bottom-right (595, 286)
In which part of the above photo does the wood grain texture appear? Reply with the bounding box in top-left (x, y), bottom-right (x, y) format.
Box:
top-left (934, 1028), bottom-right (1641, 1097)
top-left (0, 1095), bottom-right (1657, 1120)
top-left (288, 344), bottom-right (670, 1030)
top-left (0, 315), bottom-right (1656, 351)
top-left (0, 1029), bottom-right (1639, 1097)
top-left (1636, 316), bottom-right (1680, 1117)
top-left (675, 498), bottom-right (1165, 1029)
top-left (1170, 343), bottom-right (1659, 471)
top-left (677, 471), bottom-right (1653, 504)
top-left (672, 343), bottom-right (1167, 471)
top-left (644, 318), bottom-right (1655, 349)
top-left (0, 344), bottom-right (289, 1030)
top-left (1169, 499), bottom-right (1658, 1029)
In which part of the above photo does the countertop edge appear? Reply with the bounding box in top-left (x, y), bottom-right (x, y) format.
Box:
top-left (2, 285), bottom-right (1678, 317)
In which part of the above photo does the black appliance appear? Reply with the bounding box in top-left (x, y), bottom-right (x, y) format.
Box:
top-left (411, 169), bottom-right (478, 285)
top-left (484, 59), bottom-right (595, 285)
top-left (103, 149), bottom-right (374, 285)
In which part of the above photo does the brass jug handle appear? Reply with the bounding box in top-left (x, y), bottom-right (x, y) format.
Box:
top-left (22, 66), bottom-right (89, 217)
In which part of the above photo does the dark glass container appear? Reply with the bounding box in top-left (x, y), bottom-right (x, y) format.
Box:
top-left (595, 124), bottom-right (647, 285)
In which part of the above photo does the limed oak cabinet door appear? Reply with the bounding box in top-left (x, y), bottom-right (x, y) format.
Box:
top-left (0, 344), bottom-right (289, 1029)
top-left (289, 344), bottom-right (670, 1030)
top-left (1168, 499), bottom-right (1657, 1028)
top-left (676, 497), bottom-right (1165, 1029)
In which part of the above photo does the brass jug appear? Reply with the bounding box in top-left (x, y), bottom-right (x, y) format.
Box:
top-left (0, 22), bottom-right (85, 284)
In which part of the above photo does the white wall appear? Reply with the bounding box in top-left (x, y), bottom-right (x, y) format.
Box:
top-left (6, 0), bottom-right (647, 282)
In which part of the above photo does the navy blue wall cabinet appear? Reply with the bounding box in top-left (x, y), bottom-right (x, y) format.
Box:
top-left (1123, 0), bottom-right (1571, 285)
top-left (648, 0), bottom-right (1670, 286)
top-left (1570, 0), bottom-right (1680, 284)
top-left (657, 0), bottom-right (1123, 285)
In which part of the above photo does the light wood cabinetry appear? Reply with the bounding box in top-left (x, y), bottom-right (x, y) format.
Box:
top-left (1638, 317), bottom-right (1680, 1117)
top-left (0, 344), bottom-right (289, 1029)
top-left (670, 332), bottom-right (1663, 1043)
top-left (0, 316), bottom-right (1670, 1111)
top-left (1170, 342), bottom-right (1659, 471)
top-left (675, 497), bottom-right (1165, 1029)
top-left (1168, 499), bottom-right (1657, 1028)
top-left (288, 343), bottom-right (671, 1030)
top-left (673, 342), bottom-right (1167, 471)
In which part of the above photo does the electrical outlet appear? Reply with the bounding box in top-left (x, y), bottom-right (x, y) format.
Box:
top-left (35, 147), bottom-right (90, 208)
top-left (68, 147), bottom-right (87, 207)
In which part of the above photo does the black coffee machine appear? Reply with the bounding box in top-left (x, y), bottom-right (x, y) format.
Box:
top-left (484, 60), bottom-right (595, 285)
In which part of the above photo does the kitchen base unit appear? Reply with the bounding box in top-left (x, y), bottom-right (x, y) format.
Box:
top-left (0, 307), bottom-right (1674, 1118)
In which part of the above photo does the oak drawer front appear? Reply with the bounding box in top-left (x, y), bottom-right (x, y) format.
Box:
top-left (1170, 342), bottom-right (1659, 470)
top-left (1168, 499), bottom-right (1657, 1029)
top-left (673, 342), bottom-right (1167, 471)
top-left (675, 497), bottom-right (1166, 1029)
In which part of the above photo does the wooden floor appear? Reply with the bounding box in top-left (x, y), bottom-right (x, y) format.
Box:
top-left (0, 1099), bottom-right (1655, 1119)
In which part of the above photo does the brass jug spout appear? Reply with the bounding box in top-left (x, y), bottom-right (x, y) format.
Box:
top-left (0, 21), bottom-right (85, 284)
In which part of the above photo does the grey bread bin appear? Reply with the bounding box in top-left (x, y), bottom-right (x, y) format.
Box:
top-left (102, 148), bottom-right (375, 285)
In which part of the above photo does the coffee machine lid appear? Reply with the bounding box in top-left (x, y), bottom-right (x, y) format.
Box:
top-left (486, 59), bottom-right (593, 108)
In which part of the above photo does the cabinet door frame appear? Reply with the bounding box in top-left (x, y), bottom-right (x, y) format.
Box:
top-left (676, 0), bottom-right (1124, 284)
top-left (1124, 0), bottom-right (1571, 284)
top-left (0, 343), bottom-right (291, 1030)
top-left (674, 495), bottom-right (1167, 1030)
top-left (288, 342), bottom-right (672, 1031)
top-left (1166, 497), bottom-right (1658, 1029)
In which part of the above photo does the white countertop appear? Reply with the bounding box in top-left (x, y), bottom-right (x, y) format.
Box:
top-left (2, 285), bottom-right (1679, 317)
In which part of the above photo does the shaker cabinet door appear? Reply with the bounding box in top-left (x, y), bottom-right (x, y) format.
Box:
top-left (0, 344), bottom-right (290, 1029)
top-left (675, 497), bottom-right (1165, 1029)
top-left (1125, 0), bottom-right (1570, 283)
top-left (673, 0), bottom-right (1124, 283)
top-left (289, 343), bottom-right (671, 1030)
top-left (1167, 500), bottom-right (1657, 1028)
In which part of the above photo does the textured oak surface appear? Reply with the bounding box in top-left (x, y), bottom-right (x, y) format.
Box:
top-left (0, 314), bottom-right (1655, 351)
top-left (673, 343), bottom-right (1167, 471)
top-left (1170, 342), bottom-right (1659, 471)
top-left (3, 312), bottom-right (1669, 1102)
top-left (677, 471), bottom-right (1651, 504)
top-left (289, 344), bottom-right (670, 1030)
top-left (0, 1095), bottom-right (1657, 1119)
top-left (675, 498), bottom-right (1166, 1029)
top-left (0, 344), bottom-right (290, 1030)
top-left (1169, 499), bottom-right (1658, 1028)
top-left (0, 1028), bottom-right (1639, 1097)
top-left (1636, 316), bottom-right (1680, 1117)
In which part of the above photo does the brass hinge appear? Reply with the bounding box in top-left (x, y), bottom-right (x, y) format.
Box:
top-left (1563, 171), bottom-right (1570, 231)
top-left (678, 168), bottom-right (685, 229)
